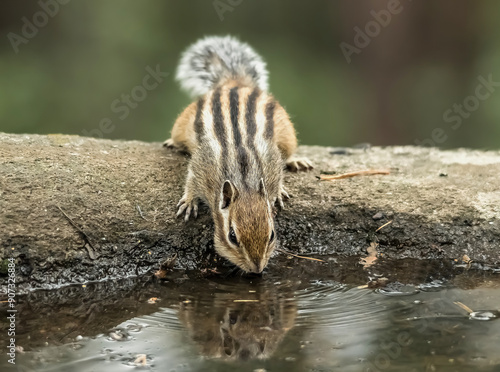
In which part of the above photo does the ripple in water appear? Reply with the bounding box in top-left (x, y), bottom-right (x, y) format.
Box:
top-left (5, 273), bottom-right (500, 372)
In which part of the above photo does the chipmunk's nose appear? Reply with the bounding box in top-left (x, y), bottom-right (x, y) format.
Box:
top-left (252, 259), bottom-right (265, 273)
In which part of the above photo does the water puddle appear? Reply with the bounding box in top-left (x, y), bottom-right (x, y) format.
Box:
top-left (1, 258), bottom-right (500, 371)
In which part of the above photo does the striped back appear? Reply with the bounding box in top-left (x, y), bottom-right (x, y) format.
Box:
top-left (188, 83), bottom-right (281, 273)
top-left (192, 84), bottom-right (278, 192)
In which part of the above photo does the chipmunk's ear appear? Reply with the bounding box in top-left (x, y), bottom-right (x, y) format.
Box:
top-left (221, 180), bottom-right (239, 209)
top-left (258, 178), bottom-right (268, 198)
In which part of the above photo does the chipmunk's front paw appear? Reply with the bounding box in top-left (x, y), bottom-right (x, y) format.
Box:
top-left (275, 186), bottom-right (290, 210)
top-left (176, 195), bottom-right (198, 222)
top-left (286, 157), bottom-right (314, 172)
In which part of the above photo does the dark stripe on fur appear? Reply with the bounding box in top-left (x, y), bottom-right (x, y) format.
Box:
top-left (264, 101), bottom-right (275, 140)
top-left (229, 87), bottom-right (241, 146)
top-left (194, 98), bottom-right (205, 143)
top-left (245, 89), bottom-right (259, 145)
top-left (212, 88), bottom-right (229, 178)
top-left (230, 87), bottom-right (250, 183)
top-left (245, 89), bottom-right (263, 179)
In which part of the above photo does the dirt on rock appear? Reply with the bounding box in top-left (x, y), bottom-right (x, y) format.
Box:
top-left (0, 133), bottom-right (499, 293)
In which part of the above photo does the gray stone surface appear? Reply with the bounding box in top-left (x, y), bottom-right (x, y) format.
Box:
top-left (1, 132), bottom-right (499, 292)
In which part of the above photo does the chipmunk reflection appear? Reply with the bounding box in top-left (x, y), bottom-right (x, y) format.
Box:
top-left (178, 282), bottom-right (297, 360)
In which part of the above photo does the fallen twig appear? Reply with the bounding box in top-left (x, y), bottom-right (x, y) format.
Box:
top-left (136, 205), bottom-right (148, 221)
top-left (276, 248), bottom-right (326, 263)
top-left (376, 220), bottom-right (393, 232)
top-left (319, 169), bottom-right (390, 181)
top-left (57, 205), bottom-right (97, 259)
top-left (454, 301), bottom-right (474, 314)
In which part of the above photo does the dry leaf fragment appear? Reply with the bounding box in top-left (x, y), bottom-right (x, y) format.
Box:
top-left (147, 297), bottom-right (159, 304)
top-left (133, 354), bottom-right (147, 366)
top-left (360, 242), bottom-right (378, 268)
top-left (154, 269), bottom-right (167, 279)
top-left (154, 254), bottom-right (178, 278)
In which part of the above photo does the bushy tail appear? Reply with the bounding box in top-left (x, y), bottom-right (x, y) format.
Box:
top-left (176, 35), bottom-right (269, 98)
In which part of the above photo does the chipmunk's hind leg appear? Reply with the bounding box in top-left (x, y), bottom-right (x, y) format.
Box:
top-left (273, 103), bottom-right (313, 172)
top-left (164, 101), bottom-right (198, 154)
top-left (163, 138), bottom-right (177, 148)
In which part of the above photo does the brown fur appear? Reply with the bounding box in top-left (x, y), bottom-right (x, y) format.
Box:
top-left (177, 282), bottom-right (297, 360)
top-left (168, 88), bottom-right (298, 164)
top-left (273, 103), bottom-right (298, 160)
top-left (169, 101), bottom-right (198, 153)
top-left (167, 82), bottom-right (311, 273)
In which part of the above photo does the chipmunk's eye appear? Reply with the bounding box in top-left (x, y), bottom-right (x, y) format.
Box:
top-left (228, 227), bottom-right (238, 246)
top-left (270, 230), bottom-right (275, 243)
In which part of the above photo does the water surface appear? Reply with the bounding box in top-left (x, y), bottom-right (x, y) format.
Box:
top-left (2, 258), bottom-right (500, 372)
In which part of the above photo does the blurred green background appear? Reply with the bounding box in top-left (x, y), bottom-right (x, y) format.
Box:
top-left (1, 0), bottom-right (499, 149)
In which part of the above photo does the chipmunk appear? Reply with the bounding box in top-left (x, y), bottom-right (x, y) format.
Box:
top-left (177, 281), bottom-right (297, 360)
top-left (165, 36), bottom-right (312, 273)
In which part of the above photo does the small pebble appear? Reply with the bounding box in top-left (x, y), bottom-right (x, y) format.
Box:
top-left (439, 173), bottom-right (448, 177)
top-left (329, 148), bottom-right (350, 155)
top-left (372, 212), bottom-right (384, 220)
top-left (469, 310), bottom-right (499, 321)
top-left (352, 142), bottom-right (371, 150)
